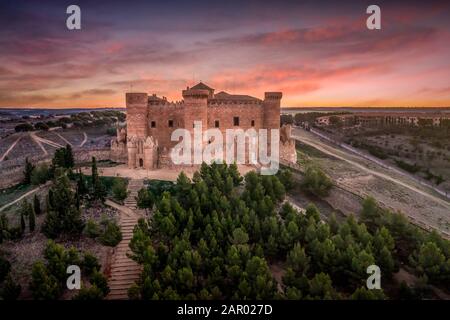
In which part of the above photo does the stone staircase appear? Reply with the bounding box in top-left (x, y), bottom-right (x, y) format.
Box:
top-left (106, 179), bottom-right (145, 300)
top-left (123, 179), bottom-right (144, 209)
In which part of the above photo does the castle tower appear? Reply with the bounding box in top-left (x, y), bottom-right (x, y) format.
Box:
top-left (126, 92), bottom-right (148, 168)
top-left (263, 92), bottom-right (282, 130)
top-left (182, 87), bottom-right (209, 132)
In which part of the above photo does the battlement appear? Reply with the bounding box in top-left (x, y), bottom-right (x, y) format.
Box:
top-left (148, 100), bottom-right (185, 108)
top-left (148, 101), bottom-right (185, 111)
top-left (264, 92), bottom-right (282, 100)
top-left (126, 92), bottom-right (148, 105)
top-left (208, 99), bottom-right (262, 106)
top-left (182, 88), bottom-right (210, 99)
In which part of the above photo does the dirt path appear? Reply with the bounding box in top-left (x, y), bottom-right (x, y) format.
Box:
top-left (0, 185), bottom-right (41, 212)
top-left (0, 135), bottom-right (22, 162)
top-left (29, 132), bottom-right (48, 155)
top-left (105, 181), bottom-right (144, 300)
top-left (292, 129), bottom-right (450, 211)
top-left (79, 132), bottom-right (87, 147)
top-left (55, 132), bottom-right (72, 146)
top-left (35, 134), bottom-right (64, 148)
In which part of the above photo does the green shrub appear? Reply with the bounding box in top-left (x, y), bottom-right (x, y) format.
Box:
top-left (31, 164), bottom-right (51, 185)
top-left (29, 261), bottom-right (61, 300)
top-left (112, 178), bottom-right (128, 202)
top-left (0, 274), bottom-right (21, 300)
top-left (99, 221), bottom-right (122, 246)
top-left (73, 285), bottom-right (104, 300)
top-left (90, 270), bottom-right (110, 296)
top-left (301, 166), bottom-right (333, 197)
top-left (395, 160), bottom-right (421, 174)
top-left (15, 123), bottom-right (34, 132)
top-left (0, 255), bottom-right (11, 282)
top-left (82, 252), bottom-right (101, 277)
top-left (42, 174), bottom-right (84, 238)
top-left (84, 219), bottom-right (101, 238)
top-left (43, 240), bottom-right (80, 282)
top-left (277, 168), bottom-right (294, 190)
top-left (106, 127), bottom-right (117, 136)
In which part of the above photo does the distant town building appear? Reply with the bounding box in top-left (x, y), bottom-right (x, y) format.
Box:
top-left (315, 112), bottom-right (450, 128)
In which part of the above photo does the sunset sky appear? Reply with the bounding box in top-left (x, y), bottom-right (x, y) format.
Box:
top-left (0, 0), bottom-right (449, 108)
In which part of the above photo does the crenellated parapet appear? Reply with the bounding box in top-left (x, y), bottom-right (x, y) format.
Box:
top-left (208, 99), bottom-right (262, 106)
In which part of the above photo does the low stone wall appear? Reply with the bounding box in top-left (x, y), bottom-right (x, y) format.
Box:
top-left (74, 148), bottom-right (112, 163)
top-left (0, 148), bottom-right (117, 189)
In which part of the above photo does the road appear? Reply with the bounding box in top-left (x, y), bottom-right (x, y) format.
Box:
top-left (292, 127), bottom-right (450, 238)
top-left (292, 128), bottom-right (450, 210)
top-left (0, 186), bottom-right (40, 212)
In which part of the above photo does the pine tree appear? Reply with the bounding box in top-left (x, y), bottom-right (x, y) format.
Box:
top-left (308, 272), bottom-right (338, 299)
top-left (33, 194), bottom-right (41, 215)
top-left (360, 197), bottom-right (382, 230)
top-left (351, 287), bottom-right (386, 300)
top-left (378, 246), bottom-right (395, 277)
top-left (42, 174), bottom-right (84, 238)
top-left (416, 242), bottom-right (445, 280)
top-left (287, 243), bottom-right (310, 275)
top-left (29, 261), bottom-right (61, 300)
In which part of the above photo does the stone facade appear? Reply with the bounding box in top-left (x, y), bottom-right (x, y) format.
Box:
top-left (111, 82), bottom-right (297, 169)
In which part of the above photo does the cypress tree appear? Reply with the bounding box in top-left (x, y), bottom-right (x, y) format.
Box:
top-left (29, 203), bottom-right (36, 232)
top-left (48, 189), bottom-right (55, 210)
top-left (64, 144), bottom-right (75, 168)
top-left (91, 157), bottom-right (105, 201)
top-left (20, 212), bottom-right (26, 233)
top-left (23, 157), bottom-right (35, 185)
top-left (77, 170), bottom-right (88, 195)
top-left (33, 194), bottom-right (41, 215)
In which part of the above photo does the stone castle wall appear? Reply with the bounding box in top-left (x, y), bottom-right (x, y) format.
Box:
top-left (121, 85), bottom-right (296, 169)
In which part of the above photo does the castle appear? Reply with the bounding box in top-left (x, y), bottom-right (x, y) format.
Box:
top-left (111, 82), bottom-right (297, 169)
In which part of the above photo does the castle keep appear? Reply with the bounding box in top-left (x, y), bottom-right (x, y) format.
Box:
top-left (111, 82), bottom-right (296, 169)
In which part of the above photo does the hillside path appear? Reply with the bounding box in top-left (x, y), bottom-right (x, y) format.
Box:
top-left (105, 179), bottom-right (145, 299)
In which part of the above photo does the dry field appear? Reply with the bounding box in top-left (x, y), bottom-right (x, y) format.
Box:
top-left (293, 128), bottom-right (450, 237)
